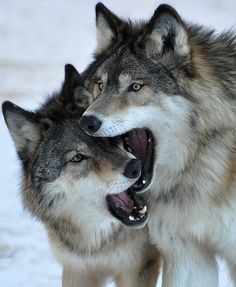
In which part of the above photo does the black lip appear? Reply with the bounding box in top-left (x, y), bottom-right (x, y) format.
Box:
top-left (106, 191), bottom-right (148, 227)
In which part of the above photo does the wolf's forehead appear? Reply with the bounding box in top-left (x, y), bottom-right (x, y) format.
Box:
top-left (118, 73), bottom-right (132, 86)
top-left (109, 51), bottom-right (139, 70)
top-left (98, 61), bottom-right (142, 83)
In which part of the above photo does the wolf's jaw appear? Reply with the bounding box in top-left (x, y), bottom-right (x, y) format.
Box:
top-left (82, 107), bottom-right (196, 193)
top-left (106, 190), bottom-right (148, 228)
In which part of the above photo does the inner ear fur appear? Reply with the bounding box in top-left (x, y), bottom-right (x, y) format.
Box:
top-left (2, 101), bottom-right (40, 160)
top-left (95, 2), bottom-right (122, 55)
top-left (142, 4), bottom-right (190, 57)
top-left (62, 64), bottom-right (92, 111)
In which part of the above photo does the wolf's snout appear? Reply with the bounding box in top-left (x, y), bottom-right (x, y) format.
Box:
top-left (80, 115), bottom-right (102, 135)
top-left (123, 159), bottom-right (142, 179)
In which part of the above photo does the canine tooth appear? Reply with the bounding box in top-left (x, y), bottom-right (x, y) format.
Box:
top-left (139, 206), bottom-right (147, 214)
top-left (129, 216), bottom-right (135, 221)
top-left (133, 206), bottom-right (137, 209)
top-left (148, 138), bottom-right (151, 143)
top-left (142, 180), bottom-right (146, 185)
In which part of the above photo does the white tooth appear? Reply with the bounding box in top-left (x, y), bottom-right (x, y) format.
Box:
top-left (142, 180), bottom-right (146, 185)
top-left (129, 216), bottom-right (135, 221)
top-left (127, 147), bottom-right (132, 152)
top-left (133, 206), bottom-right (137, 209)
top-left (148, 138), bottom-right (151, 143)
top-left (139, 206), bottom-right (147, 214)
top-left (125, 136), bottom-right (129, 142)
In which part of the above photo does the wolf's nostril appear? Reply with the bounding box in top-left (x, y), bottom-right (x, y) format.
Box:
top-left (79, 115), bottom-right (102, 135)
top-left (132, 170), bottom-right (139, 178)
top-left (123, 159), bottom-right (142, 179)
top-left (88, 125), bottom-right (97, 132)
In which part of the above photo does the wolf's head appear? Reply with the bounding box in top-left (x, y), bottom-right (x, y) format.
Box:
top-left (2, 64), bottom-right (148, 229)
top-left (80, 3), bottom-right (236, 190)
top-left (79, 3), bottom-right (194, 190)
top-left (81, 3), bottom-right (192, 132)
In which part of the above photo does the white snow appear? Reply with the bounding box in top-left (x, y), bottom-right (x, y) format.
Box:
top-left (0, 0), bottom-right (235, 286)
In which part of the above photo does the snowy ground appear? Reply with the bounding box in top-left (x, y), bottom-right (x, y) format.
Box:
top-left (0, 0), bottom-right (235, 286)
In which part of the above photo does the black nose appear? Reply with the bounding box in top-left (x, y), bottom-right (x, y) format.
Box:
top-left (79, 115), bottom-right (102, 135)
top-left (123, 159), bottom-right (142, 179)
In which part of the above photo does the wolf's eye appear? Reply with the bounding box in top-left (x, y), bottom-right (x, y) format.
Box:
top-left (128, 83), bottom-right (143, 92)
top-left (70, 153), bottom-right (86, 163)
top-left (97, 81), bottom-right (103, 91)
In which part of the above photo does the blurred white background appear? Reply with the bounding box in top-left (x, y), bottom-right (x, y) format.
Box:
top-left (0, 0), bottom-right (235, 286)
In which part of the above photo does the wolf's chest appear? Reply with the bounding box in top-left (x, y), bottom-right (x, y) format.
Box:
top-left (148, 200), bottom-right (236, 255)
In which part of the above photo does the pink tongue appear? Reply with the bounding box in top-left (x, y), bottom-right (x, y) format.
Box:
top-left (128, 129), bottom-right (147, 164)
top-left (112, 191), bottom-right (134, 213)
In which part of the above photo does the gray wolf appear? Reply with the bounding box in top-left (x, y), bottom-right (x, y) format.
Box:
top-left (2, 64), bottom-right (160, 287)
top-left (79, 3), bottom-right (236, 287)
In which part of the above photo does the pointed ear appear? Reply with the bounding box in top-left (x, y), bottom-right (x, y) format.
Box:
top-left (95, 3), bottom-right (122, 55)
top-left (61, 64), bottom-right (81, 102)
top-left (74, 84), bottom-right (93, 111)
top-left (61, 64), bottom-right (91, 111)
top-left (2, 101), bottom-right (40, 160)
top-left (143, 4), bottom-right (190, 57)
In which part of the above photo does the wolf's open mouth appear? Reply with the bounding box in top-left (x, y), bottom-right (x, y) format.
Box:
top-left (111, 128), bottom-right (155, 193)
top-left (106, 128), bottom-right (154, 227)
top-left (106, 190), bottom-right (148, 227)
top-left (124, 129), bottom-right (154, 193)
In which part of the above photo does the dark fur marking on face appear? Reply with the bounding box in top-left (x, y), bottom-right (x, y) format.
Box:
top-left (181, 91), bottom-right (198, 103)
top-left (181, 127), bottom-right (230, 177)
top-left (198, 128), bottom-right (228, 150)
top-left (156, 183), bottom-right (181, 204)
top-left (155, 180), bottom-right (197, 205)
top-left (189, 111), bottom-right (198, 128)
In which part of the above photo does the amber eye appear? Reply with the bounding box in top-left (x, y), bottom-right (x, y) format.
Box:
top-left (97, 81), bottom-right (103, 91)
top-left (70, 153), bottom-right (86, 163)
top-left (128, 83), bottom-right (143, 92)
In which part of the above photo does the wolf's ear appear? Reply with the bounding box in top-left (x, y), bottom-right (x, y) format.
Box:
top-left (143, 4), bottom-right (189, 57)
top-left (95, 3), bottom-right (122, 55)
top-left (74, 85), bottom-right (93, 111)
top-left (62, 64), bottom-right (92, 110)
top-left (2, 101), bottom-right (40, 160)
top-left (62, 64), bottom-right (81, 102)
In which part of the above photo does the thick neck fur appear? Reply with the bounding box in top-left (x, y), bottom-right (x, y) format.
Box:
top-left (153, 129), bottom-right (236, 204)
top-left (151, 26), bottom-right (236, 205)
top-left (46, 216), bottom-right (129, 256)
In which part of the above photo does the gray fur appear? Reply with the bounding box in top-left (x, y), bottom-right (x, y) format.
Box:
top-left (81, 4), bottom-right (236, 287)
top-left (2, 64), bottom-right (160, 287)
